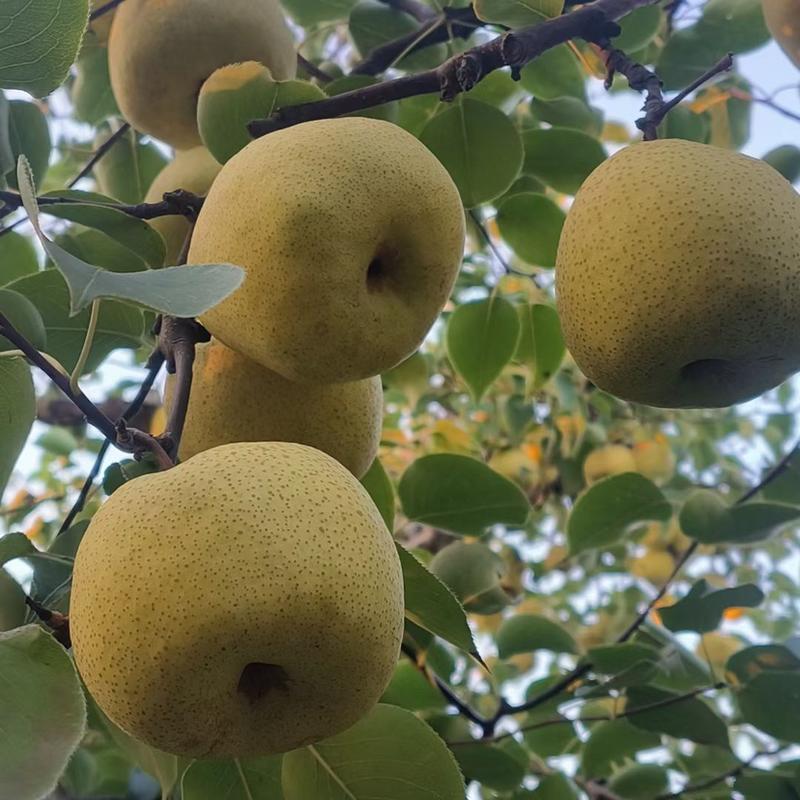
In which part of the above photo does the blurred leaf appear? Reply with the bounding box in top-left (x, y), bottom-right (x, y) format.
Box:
top-left (4, 101), bottom-right (50, 189)
top-left (626, 686), bottom-right (729, 747)
top-left (92, 129), bottom-right (167, 204)
top-left (530, 774), bottom-right (580, 799)
top-left (614, 4), bottom-right (663, 51)
top-left (380, 661), bottom-right (446, 711)
top-left (399, 454), bottom-right (530, 536)
top-left (420, 98), bottom-right (523, 207)
top-left (0, 288), bottom-right (46, 351)
top-left (608, 763), bottom-right (669, 799)
top-left (515, 303), bottom-right (566, 388)
top-left (738, 671), bottom-right (800, 742)
top-left (72, 45), bottom-right (119, 124)
top-left (519, 45), bottom-right (586, 100)
top-left (496, 193), bottom-right (565, 267)
top-left (474, 0), bottom-right (561, 28)
top-left (7, 269), bottom-right (144, 373)
top-left (522, 128), bottom-right (605, 194)
top-left (658, 103), bottom-right (710, 143)
top-left (496, 613), bottom-right (577, 656)
top-left (581, 719), bottom-right (661, 779)
top-left (181, 756), bottom-right (283, 800)
top-left (281, 0), bottom-right (359, 26)
top-left (453, 742), bottom-right (526, 791)
top-left (0, 532), bottom-right (36, 566)
top-left (40, 190), bottom-right (166, 267)
top-left (17, 157), bottom-right (244, 317)
top-left (0, 357), bottom-right (35, 501)
top-left (429, 540), bottom-right (509, 615)
top-left (659, 580), bottom-right (764, 633)
top-left (530, 96), bottom-right (603, 135)
top-left (282, 704), bottom-right (465, 799)
top-left (0, 0), bottom-right (89, 96)
top-left (397, 543), bottom-right (480, 659)
top-left (446, 296), bottom-right (520, 401)
top-left (589, 643), bottom-right (661, 674)
top-left (679, 491), bottom-right (800, 545)
top-left (361, 457), bottom-right (395, 530)
top-left (568, 474), bottom-right (671, 554)
top-left (700, 0), bottom-right (769, 53)
top-left (734, 772), bottom-right (800, 799)
top-left (0, 625), bottom-right (86, 800)
top-left (726, 644), bottom-right (800, 685)
top-left (0, 232), bottom-right (39, 286)
top-left (763, 145), bottom-right (800, 183)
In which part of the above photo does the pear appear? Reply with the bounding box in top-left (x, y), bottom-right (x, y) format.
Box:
top-left (696, 632), bottom-right (742, 669)
top-left (70, 442), bottom-right (404, 757)
top-left (628, 550), bottom-right (675, 585)
top-left (188, 117), bottom-right (465, 384)
top-left (165, 339), bottom-right (382, 477)
top-left (632, 436), bottom-right (675, 484)
top-left (764, 0), bottom-right (800, 68)
top-left (108, 0), bottom-right (296, 148)
top-left (144, 147), bottom-right (222, 265)
top-left (556, 139), bottom-right (800, 408)
top-left (582, 444), bottom-right (636, 485)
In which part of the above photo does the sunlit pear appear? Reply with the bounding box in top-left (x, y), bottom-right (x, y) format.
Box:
top-left (628, 550), bottom-right (675, 586)
top-left (696, 632), bottom-right (743, 669)
top-left (383, 351), bottom-right (430, 406)
top-left (507, 652), bottom-right (536, 673)
top-left (70, 442), bottom-right (403, 757)
top-left (556, 139), bottom-right (800, 407)
top-left (764, 0), bottom-right (800, 68)
top-left (664, 517), bottom-right (694, 552)
top-left (165, 339), bottom-right (382, 478)
top-left (188, 117), bottom-right (465, 384)
top-left (144, 147), bottom-right (221, 265)
top-left (0, 569), bottom-right (25, 631)
top-left (542, 544), bottom-right (568, 571)
top-left (108, 0), bottom-right (297, 148)
top-left (632, 435), bottom-right (675, 484)
top-left (489, 448), bottom-right (540, 485)
top-left (582, 444), bottom-right (636, 485)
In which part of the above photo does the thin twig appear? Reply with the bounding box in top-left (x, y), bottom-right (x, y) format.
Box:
top-left (248, 0), bottom-right (659, 137)
top-left (69, 123), bottom-right (131, 186)
top-left (25, 595), bottom-right (71, 648)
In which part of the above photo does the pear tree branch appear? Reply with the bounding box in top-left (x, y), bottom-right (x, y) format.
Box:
top-left (248, 0), bottom-right (658, 137)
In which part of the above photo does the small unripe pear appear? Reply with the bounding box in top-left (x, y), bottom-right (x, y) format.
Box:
top-left (70, 442), bottom-right (404, 757)
top-left (582, 444), bottom-right (636, 485)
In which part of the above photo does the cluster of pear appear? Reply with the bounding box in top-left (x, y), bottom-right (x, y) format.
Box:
top-left (70, 0), bottom-right (467, 760)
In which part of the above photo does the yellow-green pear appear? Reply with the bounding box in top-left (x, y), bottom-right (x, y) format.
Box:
top-left (188, 117), bottom-right (465, 384)
top-left (144, 147), bottom-right (222, 265)
top-left (70, 442), bottom-right (403, 757)
top-left (108, 0), bottom-right (297, 148)
top-left (165, 339), bottom-right (382, 477)
top-left (556, 139), bottom-right (800, 407)
top-left (197, 62), bottom-right (325, 165)
top-left (582, 444), bottom-right (636, 485)
top-left (764, 0), bottom-right (800, 68)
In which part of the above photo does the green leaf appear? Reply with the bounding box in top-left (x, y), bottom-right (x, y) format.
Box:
top-left (58, 227), bottom-right (147, 274)
top-left (568, 473), bottom-right (671, 554)
top-left (700, 0), bottom-right (770, 53)
top-left (17, 157), bottom-right (244, 316)
top-left (496, 193), bottom-right (565, 267)
top-left (281, 0), bottom-right (359, 26)
top-left (614, 4), bottom-right (664, 51)
top-left (0, 532), bottom-right (35, 566)
top-left (514, 303), bottom-right (566, 388)
top-left (658, 103), bottom-right (710, 143)
top-left (429, 540), bottom-right (510, 615)
top-left (38, 190), bottom-right (166, 267)
top-left (763, 145), bottom-right (800, 183)
top-left (519, 45), bottom-right (586, 100)
top-left (72, 45), bottom-right (119, 125)
top-left (0, 231), bottom-right (39, 286)
top-left (659, 580), bottom-right (764, 633)
top-left (0, 625), bottom-right (87, 799)
top-left (726, 644), bottom-right (800, 685)
top-left (8, 269), bottom-right (144, 374)
top-left (453, 742), bottom-right (526, 791)
top-left (91, 129), bottom-right (167, 204)
top-left (679, 491), bottom-right (800, 545)
top-left (522, 128), bottom-right (605, 194)
top-left (0, 357), bottom-right (34, 500)
top-left (4, 101), bottom-right (50, 189)
top-left (474, 0), bottom-right (561, 29)
top-left (530, 774), bottom-right (580, 799)
top-left (399, 453), bottom-right (530, 536)
top-left (529, 96), bottom-right (603, 136)
top-left (588, 643), bottom-right (661, 675)
top-left (380, 661), bottom-right (447, 711)
top-left (0, 569), bottom-right (25, 631)
top-left (0, 288), bottom-right (46, 351)
top-left (27, 521), bottom-right (87, 613)
top-left (608, 763), bottom-right (669, 799)
top-left (735, 773), bottom-right (800, 800)
top-left (397, 543), bottom-right (480, 660)
top-left (738, 671), bottom-right (800, 742)
top-left (281, 704), bottom-right (465, 799)
top-left (182, 756), bottom-right (283, 800)
top-left (360, 457), bottom-right (395, 531)
top-left (0, 0), bottom-right (89, 96)
top-left (496, 613), bottom-right (577, 657)
top-left (626, 686), bottom-right (729, 748)
top-left (420, 98), bottom-right (523, 207)
top-left (581, 719), bottom-right (661, 779)
top-left (446, 296), bottom-right (520, 401)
